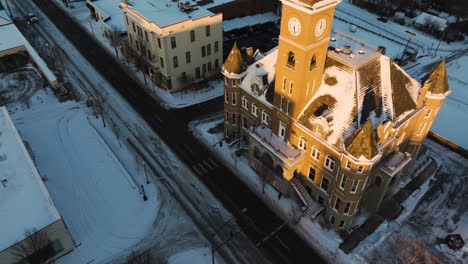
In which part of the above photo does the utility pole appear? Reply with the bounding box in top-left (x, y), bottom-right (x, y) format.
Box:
top-left (142, 161), bottom-right (149, 184)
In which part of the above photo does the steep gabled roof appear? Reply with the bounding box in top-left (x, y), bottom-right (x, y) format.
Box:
top-left (422, 59), bottom-right (449, 95)
top-left (223, 42), bottom-right (245, 74)
top-left (344, 119), bottom-right (379, 160)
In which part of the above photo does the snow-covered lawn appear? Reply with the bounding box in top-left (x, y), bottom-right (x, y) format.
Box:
top-left (52, 0), bottom-right (223, 109)
top-left (8, 89), bottom-right (159, 264)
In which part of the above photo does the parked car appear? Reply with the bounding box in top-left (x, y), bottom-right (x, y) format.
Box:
top-left (377, 17), bottom-right (388, 23)
top-left (349, 24), bottom-right (357, 32)
top-left (27, 13), bottom-right (38, 23)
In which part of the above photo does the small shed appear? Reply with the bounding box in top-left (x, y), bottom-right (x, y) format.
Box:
top-left (445, 234), bottom-right (465, 250)
top-left (413, 12), bottom-right (447, 32)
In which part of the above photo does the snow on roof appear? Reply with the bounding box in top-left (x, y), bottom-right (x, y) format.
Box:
top-left (252, 125), bottom-right (302, 160)
top-left (0, 12), bottom-right (56, 87)
top-left (379, 151), bottom-right (412, 176)
top-left (0, 9), bottom-right (12, 26)
top-left (414, 12), bottom-right (447, 31)
top-left (328, 30), bottom-right (380, 68)
top-left (90, 0), bottom-right (126, 31)
top-left (223, 12), bottom-right (279, 32)
top-left (124, 0), bottom-right (216, 28)
top-left (0, 107), bottom-right (61, 252)
top-left (196, 0), bottom-right (235, 9)
top-left (0, 13), bottom-right (26, 52)
top-left (239, 48), bottom-right (278, 107)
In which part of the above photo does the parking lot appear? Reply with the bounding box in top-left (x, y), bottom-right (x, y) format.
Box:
top-left (223, 22), bottom-right (280, 59)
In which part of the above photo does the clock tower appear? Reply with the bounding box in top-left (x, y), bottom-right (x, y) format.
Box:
top-left (275, 0), bottom-right (340, 120)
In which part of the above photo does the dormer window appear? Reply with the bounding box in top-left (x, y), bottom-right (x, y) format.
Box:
top-left (287, 51), bottom-right (295, 69)
top-left (310, 55), bottom-right (317, 70)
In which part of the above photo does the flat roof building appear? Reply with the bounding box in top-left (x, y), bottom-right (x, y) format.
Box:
top-left (0, 107), bottom-right (75, 263)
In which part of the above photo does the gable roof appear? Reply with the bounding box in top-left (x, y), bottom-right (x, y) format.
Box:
top-left (223, 42), bottom-right (245, 74)
top-left (422, 59), bottom-right (449, 95)
top-left (344, 119), bottom-right (379, 160)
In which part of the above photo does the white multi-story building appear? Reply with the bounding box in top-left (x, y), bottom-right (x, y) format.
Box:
top-left (122, 0), bottom-right (223, 92)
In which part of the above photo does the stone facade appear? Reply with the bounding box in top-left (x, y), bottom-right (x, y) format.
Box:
top-left (222, 0), bottom-right (449, 230)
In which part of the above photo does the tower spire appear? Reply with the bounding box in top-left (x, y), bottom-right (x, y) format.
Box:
top-left (223, 42), bottom-right (245, 74)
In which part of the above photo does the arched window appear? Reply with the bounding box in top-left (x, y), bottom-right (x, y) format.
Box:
top-left (287, 51), bottom-right (295, 68)
top-left (310, 55), bottom-right (317, 70)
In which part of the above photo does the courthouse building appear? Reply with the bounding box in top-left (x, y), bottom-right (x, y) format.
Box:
top-left (222, 0), bottom-right (449, 230)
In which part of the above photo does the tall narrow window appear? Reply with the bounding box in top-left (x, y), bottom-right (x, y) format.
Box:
top-left (160, 57), bottom-right (164, 68)
top-left (157, 38), bottom-right (161, 48)
top-left (279, 121), bottom-right (286, 139)
top-left (201, 46), bottom-right (206, 57)
top-left (242, 97), bottom-right (248, 110)
top-left (334, 197), bottom-right (341, 210)
top-left (206, 25), bottom-right (211, 37)
top-left (289, 81), bottom-right (293, 95)
top-left (280, 96), bottom-right (285, 112)
top-left (311, 146), bottom-right (320, 160)
top-left (126, 16), bottom-right (129, 25)
top-left (207, 44), bottom-right (211, 55)
top-left (282, 77), bottom-right (286, 91)
top-left (287, 51), bottom-right (295, 68)
top-left (171, 37), bottom-right (176, 48)
top-left (310, 55), bottom-right (317, 70)
top-left (351, 180), bottom-right (359, 193)
top-left (196, 67), bottom-right (201, 78)
top-left (308, 167), bottom-right (316, 181)
top-left (344, 202), bottom-right (351, 214)
top-left (208, 62), bottom-right (212, 71)
top-left (190, 30), bottom-right (195, 42)
top-left (132, 21), bottom-right (136, 32)
top-left (261, 111), bottom-right (269, 125)
top-left (298, 137), bottom-right (307, 151)
top-left (232, 92), bottom-right (236, 105)
top-left (243, 116), bottom-right (248, 129)
top-left (145, 31), bottom-right (149, 41)
top-left (321, 177), bottom-right (329, 192)
top-left (287, 101), bottom-right (292, 116)
top-left (215, 59), bottom-right (219, 68)
top-left (173, 56), bottom-right (178, 68)
top-left (252, 103), bottom-right (258, 117)
top-left (214, 41), bottom-right (219, 52)
top-left (225, 111), bottom-right (229, 122)
top-left (186, 51), bottom-right (191, 63)
top-left (232, 113), bottom-right (236, 125)
top-left (225, 90), bottom-right (229, 103)
top-left (340, 174), bottom-right (347, 190)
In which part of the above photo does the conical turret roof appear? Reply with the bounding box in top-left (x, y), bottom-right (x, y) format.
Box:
top-left (422, 59), bottom-right (449, 95)
top-left (344, 119), bottom-right (379, 160)
top-left (223, 42), bottom-right (245, 74)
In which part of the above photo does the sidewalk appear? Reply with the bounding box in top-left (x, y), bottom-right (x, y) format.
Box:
top-left (340, 157), bottom-right (439, 253)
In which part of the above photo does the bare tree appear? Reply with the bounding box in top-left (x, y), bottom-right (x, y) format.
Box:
top-left (108, 28), bottom-right (123, 60)
top-left (126, 250), bottom-right (165, 264)
top-left (390, 236), bottom-right (440, 264)
top-left (12, 228), bottom-right (50, 264)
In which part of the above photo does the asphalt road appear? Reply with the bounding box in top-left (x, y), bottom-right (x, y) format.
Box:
top-left (29, 0), bottom-right (327, 263)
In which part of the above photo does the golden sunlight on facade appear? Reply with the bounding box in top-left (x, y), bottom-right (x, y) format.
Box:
top-left (222, 0), bottom-right (450, 230)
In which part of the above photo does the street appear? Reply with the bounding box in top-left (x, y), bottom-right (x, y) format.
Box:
top-left (12, 0), bottom-right (327, 263)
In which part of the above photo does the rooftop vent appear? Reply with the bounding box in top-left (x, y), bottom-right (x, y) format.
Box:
top-left (0, 154), bottom-right (6, 162)
top-left (345, 42), bottom-right (351, 48)
top-left (180, 3), bottom-right (193, 12)
top-left (358, 48), bottom-right (365, 54)
top-left (330, 37), bottom-right (336, 42)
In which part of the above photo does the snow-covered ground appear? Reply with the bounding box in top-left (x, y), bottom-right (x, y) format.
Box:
top-left (356, 140), bottom-right (468, 264)
top-left (431, 56), bottom-right (468, 150)
top-left (51, 0), bottom-right (223, 109)
top-left (7, 89), bottom-right (159, 264)
top-left (190, 115), bottom-right (467, 263)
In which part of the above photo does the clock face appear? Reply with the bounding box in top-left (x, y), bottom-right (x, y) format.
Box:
top-left (288, 17), bottom-right (302, 37)
top-left (315, 18), bottom-right (327, 37)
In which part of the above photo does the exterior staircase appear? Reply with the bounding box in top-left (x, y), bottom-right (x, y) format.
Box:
top-left (290, 178), bottom-right (323, 219)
